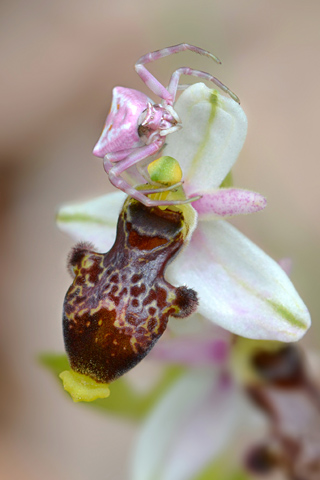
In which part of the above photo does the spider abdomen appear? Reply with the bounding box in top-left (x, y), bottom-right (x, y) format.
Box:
top-left (93, 87), bottom-right (151, 157)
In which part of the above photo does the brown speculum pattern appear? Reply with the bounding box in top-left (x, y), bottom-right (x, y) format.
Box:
top-left (63, 198), bottom-right (198, 384)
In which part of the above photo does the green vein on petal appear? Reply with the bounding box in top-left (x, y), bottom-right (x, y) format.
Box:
top-left (232, 273), bottom-right (309, 333)
top-left (266, 300), bottom-right (307, 330)
top-left (223, 266), bottom-right (308, 333)
top-left (194, 225), bottom-right (309, 335)
top-left (57, 212), bottom-right (115, 227)
top-left (231, 270), bottom-right (308, 332)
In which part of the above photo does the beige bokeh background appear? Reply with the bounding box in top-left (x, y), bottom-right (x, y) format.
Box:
top-left (1, 0), bottom-right (319, 478)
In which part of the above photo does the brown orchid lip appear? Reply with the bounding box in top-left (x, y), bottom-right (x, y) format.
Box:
top-left (63, 198), bottom-right (198, 384)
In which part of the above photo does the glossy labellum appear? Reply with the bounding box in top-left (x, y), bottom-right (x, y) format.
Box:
top-left (62, 197), bottom-right (198, 393)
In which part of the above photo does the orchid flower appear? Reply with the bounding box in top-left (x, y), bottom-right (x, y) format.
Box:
top-left (130, 320), bottom-right (320, 480)
top-left (130, 316), bottom-right (268, 480)
top-left (130, 318), bottom-right (237, 480)
top-left (57, 82), bottom-right (310, 342)
top-left (130, 259), bottom-right (310, 480)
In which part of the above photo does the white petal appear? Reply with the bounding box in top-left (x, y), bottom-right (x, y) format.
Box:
top-left (56, 191), bottom-right (126, 252)
top-left (167, 220), bottom-right (311, 341)
top-left (131, 370), bottom-right (238, 480)
top-left (164, 83), bottom-right (247, 193)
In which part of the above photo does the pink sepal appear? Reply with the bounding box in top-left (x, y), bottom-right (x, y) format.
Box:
top-left (192, 188), bottom-right (267, 218)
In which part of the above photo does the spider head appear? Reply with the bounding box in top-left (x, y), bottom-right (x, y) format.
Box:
top-left (138, 103), bottom-right (182, 143)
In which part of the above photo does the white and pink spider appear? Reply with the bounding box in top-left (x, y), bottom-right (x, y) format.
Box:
top-left (93, 43), bottom-right (239, 207)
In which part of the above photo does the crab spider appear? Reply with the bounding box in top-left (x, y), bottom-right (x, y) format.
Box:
top-left (93, 43), bottom-right (239, 207)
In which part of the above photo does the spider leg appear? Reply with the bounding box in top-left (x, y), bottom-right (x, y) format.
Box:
top-left (104, 143), bottom-right (200, 207)
top-left (135, 64), bottom-right (173, 104)
top-left (138, 181), bottom-right (183, 195)
top-left (103, 140), bottom-right (166, 204)
top-left (104, 140), bottom-right (164, 177)
top-left (168, 67), bottom-right (240, 103)
top-left (135, 43), bottom-right (221, 105)
top-left (136, 143), bottom-right (167, 182)
top-left (176, 84), bottom-right (192, 91)
top-left (141, 194), bottom-right (201, 207)
top-left (136, 44), bottom-right (221, 66)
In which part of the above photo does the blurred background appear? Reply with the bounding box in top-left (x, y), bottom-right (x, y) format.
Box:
top-left (1, 0), bottom-right (319, 478)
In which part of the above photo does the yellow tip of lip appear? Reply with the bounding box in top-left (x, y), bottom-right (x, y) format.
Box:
top-left (59, 370), bottom-right (110, 402)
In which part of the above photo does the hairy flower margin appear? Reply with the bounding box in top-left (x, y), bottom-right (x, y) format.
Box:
top-left (57, 83), bottom-right (311, 342)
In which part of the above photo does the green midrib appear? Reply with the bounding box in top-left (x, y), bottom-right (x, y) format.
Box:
top-left (57, 212), bottom-right (115, 227)
top-left (197, 230), bottom-right (308, 332)
top-left (267, 299), bottom-right (307, 329)
top-left (231, 271), bottom-right (307, 331)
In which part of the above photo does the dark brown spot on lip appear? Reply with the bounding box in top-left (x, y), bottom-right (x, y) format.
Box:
top-left (109, 294), bottom-right (120, 307)
top-left (156, 287), bottom-right (167, 308)
top-left (136, 326), bottom-right (146, 336)
top-left (128, 229), bottom-right (168, 250)
top-left (142, 289), bottom-right (157, 306)
top-left (127, 314), bottom-right (138, 326)
top-left (148, 318), bottom-right (157, 330)
top-left (131, 273), bottom-right (143, 283)
top-left (110, 273), bottom-right (119, 283)
top-left (130, 284), bottom-right (146, 297)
